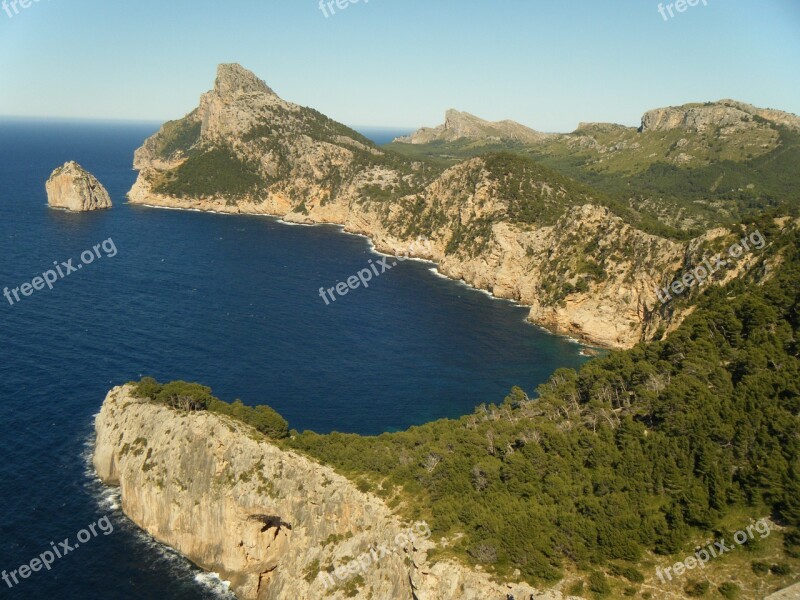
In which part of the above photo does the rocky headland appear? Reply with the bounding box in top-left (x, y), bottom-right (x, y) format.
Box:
top-left (129, 64), bottom-right (779, 350)
top-left (93, 384), bottom-right (572, 600)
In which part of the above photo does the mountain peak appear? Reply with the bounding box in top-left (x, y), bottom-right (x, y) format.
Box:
top-left (395, 109), bottom-right (549, 144)
top-left (214, 63), bottom-right (275, 97)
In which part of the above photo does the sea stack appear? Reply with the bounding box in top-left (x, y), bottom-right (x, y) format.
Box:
top-left (46, 161), bottom-right (112, 211)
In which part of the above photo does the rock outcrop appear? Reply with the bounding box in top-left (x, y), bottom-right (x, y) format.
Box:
top-left (395, 109), bottom-right (551, 144)
top-left (765, 581), bottom-right (800, 599)
top-left (640, 99), bottom-right (800, 133)
top-left (94, 385), bottom-right (571, 600)
top-left (46, 161), bottom-right (112, 211)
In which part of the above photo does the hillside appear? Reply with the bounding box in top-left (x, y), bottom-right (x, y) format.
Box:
top-left (389, 100), bottom-right (800, 234)
top-left (286, 219), bottom-right (800, 598)
top-left (116, 63), bottom-right (800, 599)
top-left (116, 219), bottom-right (800, 598)
top-left (127, 64), bottom-right (783, 350)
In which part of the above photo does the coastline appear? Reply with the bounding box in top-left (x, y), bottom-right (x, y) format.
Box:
top-left (129, 199), bottom-right (606, 352)
top-left (93, 385), bottom-right (558, 600)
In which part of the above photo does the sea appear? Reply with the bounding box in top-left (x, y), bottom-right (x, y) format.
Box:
top-left (0, 119), bottom-right (591, 599)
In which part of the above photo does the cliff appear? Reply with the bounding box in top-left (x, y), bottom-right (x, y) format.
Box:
top-left (640, 99), bottom-right (800, 133)
top-left (127, 64), bottom-right (766, 349)
top-left (46, 161), bottom-right (112, 211)
top-left (93, 385), bottom-right (571, 600)
top-left (394, 109), bottom-right (552, 144)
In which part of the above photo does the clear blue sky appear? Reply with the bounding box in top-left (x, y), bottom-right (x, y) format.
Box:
top-left (0, 0), bottom-right (798, 131)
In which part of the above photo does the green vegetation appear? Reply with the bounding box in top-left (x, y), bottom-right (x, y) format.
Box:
top-left (718, 581), bottom-right (741, 599)
top-left (684, 579), bottom-right (710, 597)
top-left (387, 124), bottom-right (800, 236)
top-left (588, 571), bottom-right (611, 595)
top-left (285, 227), bottom-right (800, 585)
top-left (153, 114), bottom-right (202, 159)
top-left (131, 378), bottom-right (289, 439)
top-left (483, 152), bottom-right (596, 225)
top-left (153, 146), bottom-right (264, 199)
top-left (137, 94), bottom-right (800, 593)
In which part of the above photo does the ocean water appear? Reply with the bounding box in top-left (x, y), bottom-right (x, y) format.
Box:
top-left (0, 120), bottom-right (590, 599)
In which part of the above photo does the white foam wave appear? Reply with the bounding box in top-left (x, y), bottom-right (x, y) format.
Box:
top-left (81, 430), bottom-right (236, 598)
top-left (194, 572), bottom-right (235, 596)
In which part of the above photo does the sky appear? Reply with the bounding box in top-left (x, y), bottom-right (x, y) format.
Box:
top-left (0, 0), bottom-right (798, 132)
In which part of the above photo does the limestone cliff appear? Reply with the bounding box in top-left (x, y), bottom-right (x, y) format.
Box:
top-left (640, 99), bottom-right (800, 133)
top-left (127, 64), bottom-right (763, 349)
top-left (94, 385), bottom-right (572, 600)
top-left (394, 109), bottom-right (552, 144)
top-left (46, 161), bottom-right (112, 211)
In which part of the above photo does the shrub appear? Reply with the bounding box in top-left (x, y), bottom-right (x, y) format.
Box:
top-left (684, 579), bottom-right (709, 597)
top-left (785, 529), bottom-right (800, 559)
top-left (718, 581), bottom-right (741, 599)
top-left (130, 377), bottom-right (289, 439)
top-left (567, 580), bottom-right (584, 595)
top-left (751, 561), bottom-right (770, 575)
top-left (610, 564), bottom-right (644, 583)
top-left (156, 381), bottom-right (214, 411)
top-left (589, 571), bottom-right (611, 595)
top-left (132, 376), bottom-right (162, 400)
top-left (770, 563), bottom-right (791, 576)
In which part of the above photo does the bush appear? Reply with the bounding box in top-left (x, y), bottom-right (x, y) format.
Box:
top-left (589, 571), bottom-right (611, 595)
top-left (567, 580), bottom-right (584, 595)
top-left (684, 579), bottom-right (709, 597)
top-left (785, 529), bottom-right (800, 559)
top-left (156, 381), bottom-right (214, 411)
top-left (718, 581), bottom-right (741, 599)
top-left (130, 377), bottom-right (289, 439)
top-left (610, 564), bottom-right (644, 583)
top-left (770, 563), bottom-right (791, 576)
top-left (209, 399), bottom-right (289, 439)
top-left (132, 376), bottom-right (162, 400)
top-left (751, 561), bottom-right (770, 575)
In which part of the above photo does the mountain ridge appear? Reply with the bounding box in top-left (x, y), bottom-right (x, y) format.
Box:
top-left (127, 63), bottom-right (788, 350)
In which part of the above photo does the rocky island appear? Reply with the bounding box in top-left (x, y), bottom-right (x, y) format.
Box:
top-left (46, 161), bottom-right (112, 211)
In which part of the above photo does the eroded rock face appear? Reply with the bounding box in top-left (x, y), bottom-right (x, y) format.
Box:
top-left (395, 109), bottom-right (552, 144)
top-left (640, 99), bottom-right (800, 133)
top-left (93, 385), bottom-right (569, 600)
top-left (46, 161), bottom-right (112, 211)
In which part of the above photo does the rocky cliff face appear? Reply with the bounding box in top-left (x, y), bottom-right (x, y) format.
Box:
top-left (127, 64), bottom-right (759, 349)
top-left (640, 99), bottom-right (800, 133)
top-left (94, 385), bottom-right (571, 600)
top-left (395, 109), bottom-right (551, 144)
top-left (46, 161), bottom-right (112, 211)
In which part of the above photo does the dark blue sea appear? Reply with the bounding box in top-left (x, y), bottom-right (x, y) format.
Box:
top-left (0, 120), bottom-right (591, 599)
